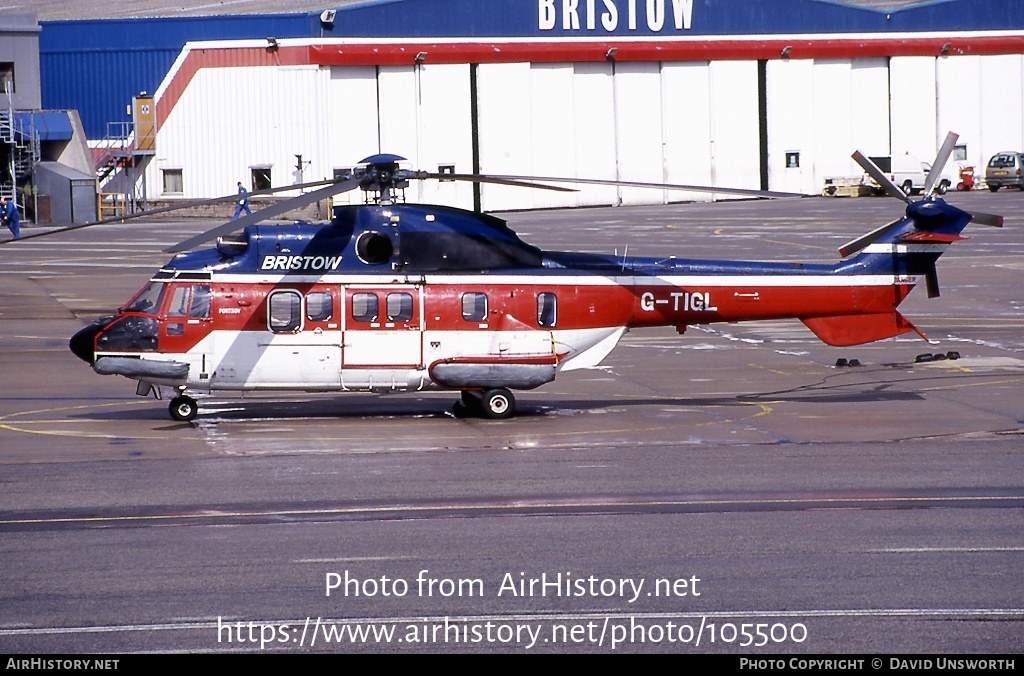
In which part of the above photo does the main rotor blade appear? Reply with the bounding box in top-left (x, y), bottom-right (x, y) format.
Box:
top-left (0, 178), bottom-right (338, 246)
top-left (421, 172), bottom-right (577, 192)
top-left (852, 151), bottom-right (910, 203)
top-left (924, 131), bottom-right (959, 197)
top-left (475, 174), bottom-right (805, 199)
top-left (165, 177), bottom-right (361, 253)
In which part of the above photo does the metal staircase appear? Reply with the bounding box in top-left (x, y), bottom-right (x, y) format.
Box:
top-left (1, 83), bottom-right (40, 210)
top-left (94, 120), bottom-right (151, 215)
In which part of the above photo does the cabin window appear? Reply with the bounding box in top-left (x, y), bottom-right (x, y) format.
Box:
top-left (124, 282), bottom-right (166, 314)
top-left (306, 291), bottom-right (333, 322)
top-left (537, 292), bottom-right (557, 327)
top-left (268, 290), bottom-right (302, 333)
top-left (387, 293), bottom-right (414, 322)
top-left (351, 293), bottom-right (379, 323)
top-left (462, 293), bottom-right (488, 322)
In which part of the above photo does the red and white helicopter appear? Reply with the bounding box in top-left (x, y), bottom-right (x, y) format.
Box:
top-left (30, 132), bottom-right (1001, 421)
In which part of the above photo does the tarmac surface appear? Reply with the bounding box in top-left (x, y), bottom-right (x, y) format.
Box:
top-left (0, 191), bottom-right (1021, 653)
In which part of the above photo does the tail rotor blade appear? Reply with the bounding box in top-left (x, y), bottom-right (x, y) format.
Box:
top-left (925, 265), bottom-right (941, 298)
top-left (924, 131), bottom-right (959, 197)
top-left (969, 211), bottom-right (1004, 228)
top-left (838, 218), bottom-right (904, 258)
top-left (853, 150), bottom-right (910, 203)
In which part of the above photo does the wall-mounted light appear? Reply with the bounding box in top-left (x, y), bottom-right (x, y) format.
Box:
top-left (320, 9), bottom-right (336, 28)
top-left (266, 37), bottom-right (279, 52)
top-left (415, 51), bottom-right (428, 64)
top-left (940, 42), bottom-right (952, 56)
top-left (605, 47), bottom-right (617, 61)
top-left (780, 45), bottom-right (793, 59)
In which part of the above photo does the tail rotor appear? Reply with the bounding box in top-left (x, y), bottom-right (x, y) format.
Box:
top-left (841, 131), bottom-right (1002, 262)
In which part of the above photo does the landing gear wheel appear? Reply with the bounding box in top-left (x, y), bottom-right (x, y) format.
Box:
top-left (480, 388), bottom-right (515, 420)
top-left (169, 395), bottom-right (198, 422)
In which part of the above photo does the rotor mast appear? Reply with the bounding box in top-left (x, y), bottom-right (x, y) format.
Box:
top-left (357, 154), bottom-right (419, 205)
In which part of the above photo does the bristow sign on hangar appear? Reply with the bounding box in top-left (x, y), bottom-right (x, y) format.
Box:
top-left (309, 0), bottom-right (1024, 38)
top-left (38, 0), bottom-right (1024, 138)
top-left (537, 0), bottom-right (694, 33)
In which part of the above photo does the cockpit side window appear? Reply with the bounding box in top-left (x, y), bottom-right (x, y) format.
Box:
top-left (166, 284), bottom-right (212, 319)
top-left (167, 287), bottom-right (190, 316)
top-left (189, 286), bottom-right (212, 318)
top-left (124, 282), bottom-right (166, 314)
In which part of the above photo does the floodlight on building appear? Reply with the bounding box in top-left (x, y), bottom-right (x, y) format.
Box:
top-left (605, 47), bottom-right (617, 60)
top-left (415, 51), bottom-right (428, 63)
top-left (320, 10), bottom-right (336, 27)
top-left (266, 37), bottom-right (279, 52)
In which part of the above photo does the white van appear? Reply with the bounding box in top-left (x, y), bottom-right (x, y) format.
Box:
top-left (866, 155), bottom-right (950, 195)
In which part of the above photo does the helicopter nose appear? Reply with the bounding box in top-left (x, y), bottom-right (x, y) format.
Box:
top-left (69, 323), bottom-right (104, 364)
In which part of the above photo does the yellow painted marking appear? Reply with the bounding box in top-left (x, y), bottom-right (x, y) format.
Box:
top-left (0, 401), bottom-right (173, 440)
top-left (919, 377), bottom-right (1022, 393)
top-left (748, 363), bottom-right (792, 376)
top-left (759, 237), bottom-right (833, 252)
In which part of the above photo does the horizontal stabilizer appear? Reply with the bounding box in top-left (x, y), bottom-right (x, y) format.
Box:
top-left (897, 231), bottom-right (966, 244)
top-left (801, 312), bottom-right (926, 347)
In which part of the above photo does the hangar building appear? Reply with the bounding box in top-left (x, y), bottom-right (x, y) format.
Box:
top-left (33, 0), bottom-right (1024, 213)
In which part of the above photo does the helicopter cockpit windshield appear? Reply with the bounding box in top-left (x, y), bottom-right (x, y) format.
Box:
top-left (123, 282), bottom-right (167, 315)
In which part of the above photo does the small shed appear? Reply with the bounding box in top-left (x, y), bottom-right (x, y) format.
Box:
top-left (35, 161), bottom-right (97, 224)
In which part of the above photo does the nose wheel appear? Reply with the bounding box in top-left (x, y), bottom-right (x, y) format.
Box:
top-left (169, 395), bottom-right (198, 422)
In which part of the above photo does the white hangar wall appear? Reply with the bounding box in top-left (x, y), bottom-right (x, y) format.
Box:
top-left (147, 51), bottom-right (1024, 210)
top-left (891, 54), bottom-right (1024, 175)
top-left (149, 65), bottom-right (334, 202)
top-left (767, 58), bottom-right (892, 195)
top-left (474, 61), bottom-right (761, 210)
